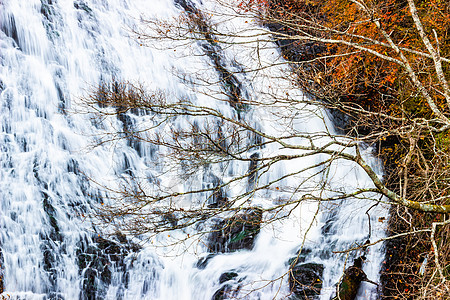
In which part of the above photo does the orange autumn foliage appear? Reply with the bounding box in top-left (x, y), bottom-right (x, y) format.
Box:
top-left (240, 0), bottom-right (450, 118)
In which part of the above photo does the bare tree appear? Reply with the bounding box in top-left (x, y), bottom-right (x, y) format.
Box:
top-left (79, 0), bottom-right (450, 297)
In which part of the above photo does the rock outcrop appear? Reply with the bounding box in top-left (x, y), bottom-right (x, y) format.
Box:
top-left (289, 261), bottom-right (324, 299)
top-left (212, 271), bottom-right (240, 300)
top-left (208, 208), bottom-right (263, 253)
top-left (0, 248), bottom-right (4, 294)
top-left (77, 233), bottom-right (141, 300)
top-left (332, 256), bottom-right (378, 300)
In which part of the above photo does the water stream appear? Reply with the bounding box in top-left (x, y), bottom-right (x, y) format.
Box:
top-left (0, 0), bottom-right (388, 299)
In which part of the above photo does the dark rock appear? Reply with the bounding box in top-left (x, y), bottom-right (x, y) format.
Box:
top-left (205, 173), bottom-right (228, 208)
top-left (41, 240), bottom-right (59, 286)
top-left (1, 14), bottom-right (20, 48)
top-left (289, 262), bottom-right (324, 299)
top-left (56, 83), bottom-right (66, 113)
top-left (208, 189), bottom-right (228, 209)
top-left (0, 248), bottom-right (4, 294)
top-left (174, 0), bottom-right (247, 114)
top-left (212, 284), bottom-right (233, 300)
top-left (40, 191), bottom-right (63, 290)
top-left (82, 267), bottom-right (101, 300)
top-left (219, 272), bottom-right (238, 284)
top-left (266, 22), bottom-right (326, 63)
top-left (196, 253), bottom-right (215, 269)
top-left (77, 233), bottom-right (141, 299)
top-left (44, 292), bottom-right (65, 300)
top-left (153, 209), bottom-right (178, 229)
top-left (321, 218), bottom-right (336, 236)
top-left (73, 1), bottom-right (92, 14)
top-left (174, 0), bottom-right (196, 13)
top-left (212, 272), bottom-right (241, 300)
top-left (67, 158), bottom-right (80, 174)
top-left (332, 256), bottom-right (377, 300)
top-left (42, 191), bottom-right (61, 241)
top-left (247, 153), bottom-right (259, 189)
top-left (208, 208), bottom-right (263, 253)
top-left (40, 0), bottom-right (55, 23)
top-left (288, 248), bottom-right (312, 265)
top-left (121, 153), bottom-right (133, 176)
top-left (321, 211), bottom-right (338, 236)
top-left (40, 0), bottom-right (61, 40)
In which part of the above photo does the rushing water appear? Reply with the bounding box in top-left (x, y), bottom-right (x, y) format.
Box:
top-left (0, 0), bottom-right (388, 299)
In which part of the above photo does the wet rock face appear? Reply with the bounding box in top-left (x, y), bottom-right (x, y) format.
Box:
top-left (333, 267), bottom-right (367, 300)
top-left (247, 153), bottom-right (259, 189)
top-left (73, 1), bottom-right (92, 13)
top-left (289, 262), bottom-right (324, 299)
top-left (196, 253), bottom-right (215, 269)
top-left (212, 284), bottom-right (238, 300)
top-left (204, 173), bottom-right (228, 209)
top-left (219, 272), bottom-right (238, 284)
top-left (212, 272), bottom-right (240, 300)
top-left (208, 208), bottom-right (263, 253)
top-left (77, 233), bottom-right (141, 300)
top-left (174, 0), bottom-right (248, 114)
top-left (209, 208), bottom-right (263, 253)
top-left (288, 248), bottom-right (312, 265)
top-left (0, 248), bottom-right (4, 294)
top-left (332, 256), bottom-right (376, 300)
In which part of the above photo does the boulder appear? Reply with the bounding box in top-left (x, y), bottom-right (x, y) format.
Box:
top-left (219, 272), bottom-right (238, 284)
top-left (208, 208), bottom-right (263, 253)
top-left (212, 284), bottom-right (233, 300)
top-left (289, 262), bottom-right (324, 299)
top-left (196, 253), bottom-right (215, 269)
top-left (332, 256), bottom-right (377, 300)
top-left (212, 271), bottom-right (240, 300)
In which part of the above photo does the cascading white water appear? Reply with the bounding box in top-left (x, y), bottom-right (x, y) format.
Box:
top-left (0, 0), bottom-right (388, 299)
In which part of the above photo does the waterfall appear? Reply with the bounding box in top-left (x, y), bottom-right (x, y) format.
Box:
top-left (0, 0), bottom-right (388, 299)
